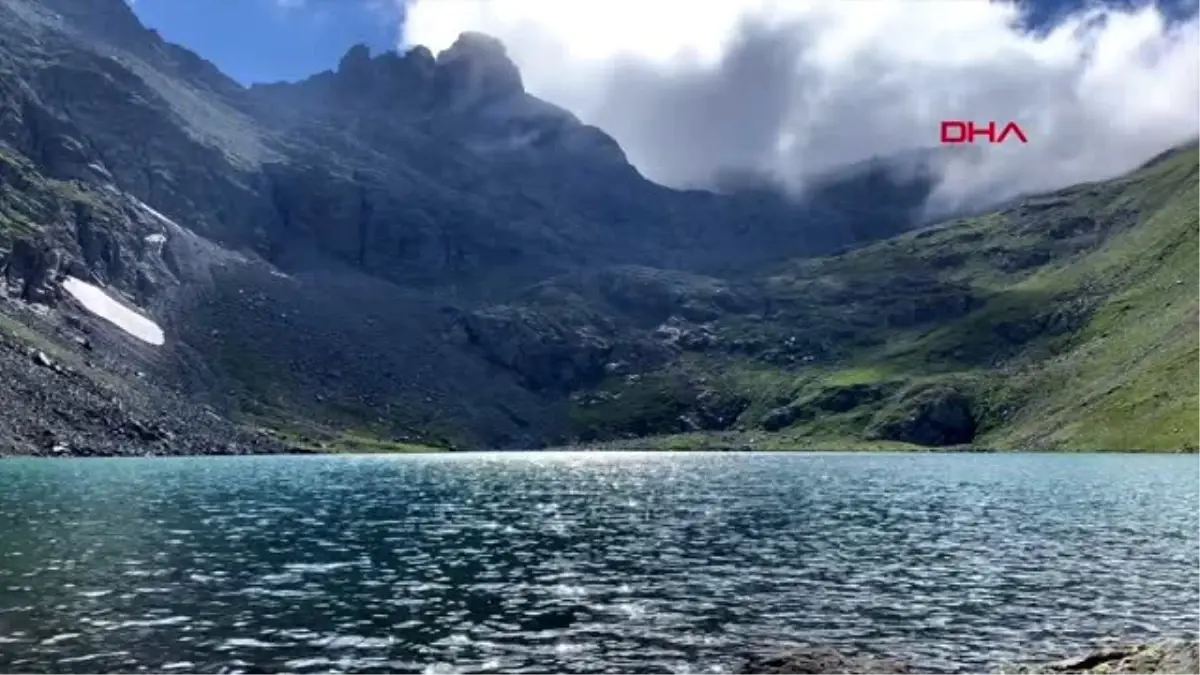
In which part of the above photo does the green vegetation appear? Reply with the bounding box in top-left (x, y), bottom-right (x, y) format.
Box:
top-left (252, 421), bottom-right (449, 454)
top-left (314, 434), bottom-right (448, 454)
top-left (563, 145), bottom-right (1199, 452)
top-left (564, 430), bottom-right (927, 452)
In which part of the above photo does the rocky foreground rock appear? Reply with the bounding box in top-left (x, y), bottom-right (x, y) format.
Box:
top-left (737, 638), bottom-right (1199, 674)
top-left (1013, 638), bottom-right (1200, 674)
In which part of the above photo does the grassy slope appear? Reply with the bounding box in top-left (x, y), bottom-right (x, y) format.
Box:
top-left (984, 151), bottom-right (1198, 450)
top-left (844, 141), bottom-right (1200, 446)
top-left (570, 145), bottom-right (1199, 451)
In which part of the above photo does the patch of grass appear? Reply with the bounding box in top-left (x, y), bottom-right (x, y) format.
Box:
top-left (822, 365), bottom-right (903, 387)
top-left (324, 433), bottom-right (448, 453)
top-left (567, 369), bottom-right (714, 441)
top-left (254, 422), bottom-right (449, 453)
top-left (981, 149), bottom-right (1199, 451)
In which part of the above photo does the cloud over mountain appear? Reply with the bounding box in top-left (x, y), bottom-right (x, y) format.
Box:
top-left (401, 0), bottom-right (1198, 210)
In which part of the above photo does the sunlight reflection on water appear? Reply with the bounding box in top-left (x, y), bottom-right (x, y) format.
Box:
top-left (0, 452), bottom-right (1196, 673)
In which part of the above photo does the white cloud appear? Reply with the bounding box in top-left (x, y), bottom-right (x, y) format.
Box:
top-left (401, 0), bottom-right (1199, 211)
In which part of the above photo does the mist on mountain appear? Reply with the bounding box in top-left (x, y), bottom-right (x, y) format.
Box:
top-left (402, 0), bottom-right (1200, 213)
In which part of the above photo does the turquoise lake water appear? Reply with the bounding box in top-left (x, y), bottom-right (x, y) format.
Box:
top-left (0, 451), bottom-right (1196, 673)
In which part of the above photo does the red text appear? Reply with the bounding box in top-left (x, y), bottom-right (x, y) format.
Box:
top-left (940, 121), bottom-right (1028, 144)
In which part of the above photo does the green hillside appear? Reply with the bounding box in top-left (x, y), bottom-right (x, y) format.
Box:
top-left (560, 145), bottom-right (1199, 452)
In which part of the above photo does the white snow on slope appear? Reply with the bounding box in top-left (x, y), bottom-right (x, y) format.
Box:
top-left (62, 276), bottom-right (165, 346)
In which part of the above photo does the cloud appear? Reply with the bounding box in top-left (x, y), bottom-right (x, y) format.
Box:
top-left (400, 0), bottom-right (1198, 211)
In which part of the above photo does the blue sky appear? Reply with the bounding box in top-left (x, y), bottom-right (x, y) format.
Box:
top-left (132, 0), bottom-right (1197, 86)
top-left (131, 0), bottom-right (405, 85)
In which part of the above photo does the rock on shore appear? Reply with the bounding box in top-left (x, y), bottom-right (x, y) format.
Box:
top-left (1015, 638), bottom-right (1199, 674)
top-left (737, 638), bottom-right (1199, 674)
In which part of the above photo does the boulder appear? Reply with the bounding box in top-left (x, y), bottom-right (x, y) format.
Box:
top-left (1017, 638), bottom-right (1200, 674)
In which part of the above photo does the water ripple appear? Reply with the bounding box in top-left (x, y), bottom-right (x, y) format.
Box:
top-left (0, 452), bottom-right (1195, 673)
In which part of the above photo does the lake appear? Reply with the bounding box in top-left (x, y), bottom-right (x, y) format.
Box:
top-left (0, 452), bottom-right (1196, 673)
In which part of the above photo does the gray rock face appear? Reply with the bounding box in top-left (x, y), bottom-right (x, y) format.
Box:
top-left (870, 385), bottom-right (978, 446)
top-left (454, 306), bottom-right (614, 393)
top-left (1010, 638), bottom-right (1200, 674)
top-left (738, 638), bottom-right (1200, 674)
top-left (2, 240), bottom-right (62, 304)
top-left (434, 32), bottom-right (525, 109)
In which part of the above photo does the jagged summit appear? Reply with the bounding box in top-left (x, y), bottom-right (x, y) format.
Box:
top-left (337, 43), bottom-right (373, 72)
top-left (433, 31), bottom-right (524, 107)
top-left (440, 31), bottom-right (512, 61)
top-left (325, 33), bottom-right (525, 111)
top-left (244, 33), bottom-right (632, 168)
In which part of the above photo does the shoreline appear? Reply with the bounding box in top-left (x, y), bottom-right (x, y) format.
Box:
top-left (2, 444), bottom-right (1196, 459)
top-left (1, 427), bottom-right (1196, 459)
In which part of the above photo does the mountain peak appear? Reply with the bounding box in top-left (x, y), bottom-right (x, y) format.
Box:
top-left (433, 31), bottom-right (524, 108)
top-left (338, 43), bottom-right (372, 73)
top-left (440, 32), bottom-right (511, 62)
top-left (37, 0), bottom-right (149, 45)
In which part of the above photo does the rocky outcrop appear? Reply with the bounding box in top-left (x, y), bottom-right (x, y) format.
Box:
top-left (759, 383), bottom-right (896, 432)
top-left (869, 384), bottom-right (978, 446)
top-left (810, 382), bottom-right (893, 412)
top-left (1010, 638), bottom-right (1200, 674)
top-left (433, 32), bottom-right (525, 110)
top-left (592, 265), bottom-right (757, 324)
top-left (454, 305), bottom-right (615, 392)
top-left (737, 638), bottom-right (1200, 675)
top-left (1, 239), bottom-right (63, 304)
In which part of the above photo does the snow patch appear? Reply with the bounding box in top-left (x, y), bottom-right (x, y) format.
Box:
top-left (61, 276), bottom-right (165, 346)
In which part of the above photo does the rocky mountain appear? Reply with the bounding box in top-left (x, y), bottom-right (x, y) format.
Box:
top-left (0, 0), bottom-right (1193, 455)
